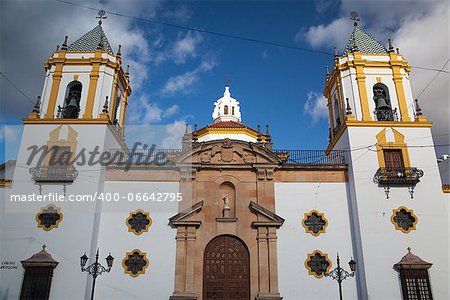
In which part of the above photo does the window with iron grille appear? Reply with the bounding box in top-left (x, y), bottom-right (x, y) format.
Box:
top-left (20, 267), bottom-right (54, 300)
top-left (400, 269), bottom-right (433, 300)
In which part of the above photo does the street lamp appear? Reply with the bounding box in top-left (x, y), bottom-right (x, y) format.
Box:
top-left (325, 253), bottom-right (356, 300)
top-left (80, 249), bottom-right (114, 300)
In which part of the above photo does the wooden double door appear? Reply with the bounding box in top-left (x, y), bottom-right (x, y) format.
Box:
top-left (203, 235), bottom-right (250, 300)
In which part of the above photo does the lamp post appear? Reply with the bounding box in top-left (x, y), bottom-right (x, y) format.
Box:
top-left (325, 253), bottom-right (356, 300)
top-left (80, 249), bottom-right (114, 300)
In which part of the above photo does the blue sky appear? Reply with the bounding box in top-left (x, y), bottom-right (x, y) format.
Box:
top-left (1, 0), bottom-right (448, 162)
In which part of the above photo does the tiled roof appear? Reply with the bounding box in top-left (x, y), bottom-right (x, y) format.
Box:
top-left (197, 121), bottom-right (258, 134)
top-left (343, 27), bottom-right (387, 55)
top-left (67, 24), bottom-right (113, 54)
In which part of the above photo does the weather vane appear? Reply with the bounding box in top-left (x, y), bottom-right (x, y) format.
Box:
top-left (224, 75), bottom-right (232, 87)
top-left (350, 11), bottom-right (360, 27)
top-left (96, 9), bottom-right (107, 25)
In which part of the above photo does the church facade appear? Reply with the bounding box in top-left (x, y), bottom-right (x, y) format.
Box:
top-left (1, 17), bottom-right (448, 300)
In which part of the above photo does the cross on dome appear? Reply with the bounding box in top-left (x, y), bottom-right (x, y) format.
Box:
top-left (212, 85), bottom-right (242, 123)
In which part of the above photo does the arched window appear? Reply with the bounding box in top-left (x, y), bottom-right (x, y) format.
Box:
top-left (373, 83), bottom-right (397, 121)
top-left (61, 81), bottom-right (82, 119)
top-left (224, 105), bottom-right (229, 115)
top-left (232, 106), bottom-right (235, 115)
top-left (334, 99), bottom-right (341, 127)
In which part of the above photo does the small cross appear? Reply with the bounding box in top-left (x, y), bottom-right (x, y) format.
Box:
top-left (350, 11), bottom-right (360, 27)
top-left (224, 75), bottom-right (232, 87)
top-left (407, 247), bottom-right (411, 253)
top-left (96, 9), bottom-right (107, 25)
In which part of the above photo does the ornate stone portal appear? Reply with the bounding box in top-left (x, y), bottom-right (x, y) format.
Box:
top-left (169, 139), bottom-right (284, 300)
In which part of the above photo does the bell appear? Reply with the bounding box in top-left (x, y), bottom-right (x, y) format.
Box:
top-left (66, 90), bottom-right (80, 108)
top-left (375, 97), bottom-right (390, 110)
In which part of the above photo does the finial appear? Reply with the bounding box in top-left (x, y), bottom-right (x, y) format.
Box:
top-left (346, 98), bottom-right (353, 115)
top-left (224, 75), bottom-right (232, 87)
top-left (116, 44), bottom-right (122, 57)
top-left (192, 124), bottom-right (198, 142)
top-left (350, 11), bottom-right (360, 27)
top-left (42, 244), bottom-right (46, 251)
top-left (56, 45), bottom-right (60, 51)
top-left (185, 123), bottom-right (189, 134)
top-left (388, 38), bottom-right (394, 53)
top-left (407, 247), bottom-right (411, 253)
top-left (265, 124), bottom-right (270, 135)
top-left (415, 99), bottom-right (423, 116)
top-left (257, 125), bottom-right (262, 142)
top-left (325, 65), bottom-right (330, 81)
top-left (102, 96), bottom-right (109, 113)
top-left (32, 96), bottom-right (41, 114)
top-left (396, 47), bottom-right (400, 54)
top-left (61, 36), bottom-right (68, 50)
top-left (96, 9), bottom-right (107, 25)
top-left (334, 46), bottom-right (338, 58)
top-left (125, 65), bottom-right (130, 77)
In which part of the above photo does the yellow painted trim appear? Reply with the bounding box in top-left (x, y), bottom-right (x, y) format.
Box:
top-left (197, 128), bottom-right (266, 141)
top-left (345, 121), bottom-right (432, 128)
top-left (375, 128), bottom-right (411, 169)
top-left (46, 64), bottom-right (64, 117)
top-left (301, 210), bottom-right (328, 237)
top-left (23, 118), bottom-right (112, 124)
top-left (43, 125), bottom-right (78, 166)
top-left (122, 249), bottom-right (149, 277)
top-left (109, 71), bottom-right (119, 122)
top-left (125, 210), bottom-right (152, 235)
top-left (442, 185), bottom-right (450, 193)
top-left (391, 206), bottom-right (418, 233)
top-left (354, 53), bottom-right (371, 121)
top-left (83, 51), bottom-right (102, 118)
top-left (304, 250), bottom-right (332, 279)
top-left (36, 204), bottom-right (63, 231)
top-left (0, 179), bottom-right (12, 188)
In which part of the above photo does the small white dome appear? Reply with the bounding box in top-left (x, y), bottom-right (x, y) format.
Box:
top-left (212, 85), bottom-right (241, 123)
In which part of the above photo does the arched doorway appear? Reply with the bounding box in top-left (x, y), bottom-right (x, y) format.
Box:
top-left (203, 235), bottom-right (250, 300)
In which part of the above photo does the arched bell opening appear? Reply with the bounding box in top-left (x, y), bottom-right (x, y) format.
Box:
top-left (373, 83), bottom-right (397, 121)
top-left (60, 81), bottom-right (82, 119)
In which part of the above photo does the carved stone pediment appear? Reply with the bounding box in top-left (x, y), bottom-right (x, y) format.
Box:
top-left (176, 139), bottom-right (281, 167)
top-left (249, 201), bottom-right (285, 228)
top-left (168, 201), bottom-right (203, 228)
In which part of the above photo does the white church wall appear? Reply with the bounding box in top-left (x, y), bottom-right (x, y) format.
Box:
top-left (345, 126), bottom-right (449, 299)
top-left (94, 181), bottom-right (178, 299)
top-left (0, 123), bottom-right (119, 299)
top-left (275, 182), bottom-right (358, 300)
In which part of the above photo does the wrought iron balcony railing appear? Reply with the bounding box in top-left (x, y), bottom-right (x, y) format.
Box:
top-left (373, 167), bottom-right (424, 185)
top-left (273, 150), bottom-right (345, 165)
top-left (29, 166), bottom-right (79, 182)
top-left (374, 108), bottom-right (398, 121)
top-left (108, 149), bottom-right (346, 166)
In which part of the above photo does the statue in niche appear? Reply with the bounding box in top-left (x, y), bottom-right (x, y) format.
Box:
top-left (223, 194), bottom-right (230, 208)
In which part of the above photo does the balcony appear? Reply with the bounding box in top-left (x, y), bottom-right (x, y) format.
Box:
top-left (29, 166), bottom-right (79, 182)
top-left (374, 108), bottom-right (398, 121)
top-left (373, 167), bottom-right (424, 185)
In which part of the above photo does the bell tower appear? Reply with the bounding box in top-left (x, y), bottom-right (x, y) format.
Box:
top-left (322, 12), bottom-right (446, 300)
top-left (324, 13), bottom-right (429, 150)
top-left (27, 10), bottom-right (131, 127)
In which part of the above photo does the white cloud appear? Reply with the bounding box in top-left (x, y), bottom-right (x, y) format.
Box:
top-left (127, 96), bottom-right (180, 125)
top-left (153, 31), bottom-right (203, 65)
top-left (172, 31), bottom-right (203, 64)
top-left (303, 92), bottom-right (328, 124)
top-left (298, 0), bottom-right (449, 152)
top-left (161, 120), bottom-right (187, 149)
top-left (296, 17), bottom-right (353, 50)
top-left (162, 105), bottom-right (180, 118)
top-left (161, 59), bottom-right (217, 95)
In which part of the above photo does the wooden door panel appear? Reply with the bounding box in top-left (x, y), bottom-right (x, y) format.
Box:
top-left (204, 236), bottom-right (250, 300)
